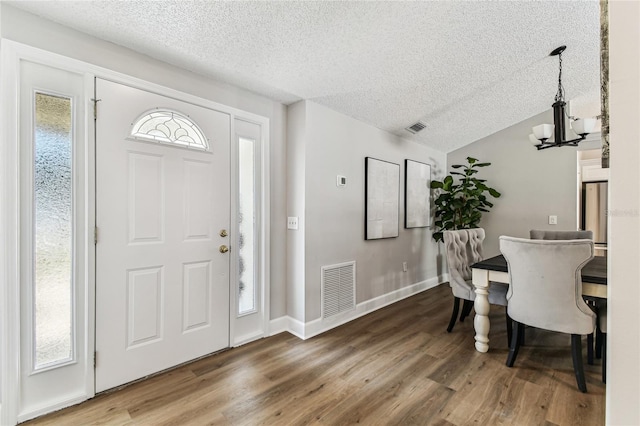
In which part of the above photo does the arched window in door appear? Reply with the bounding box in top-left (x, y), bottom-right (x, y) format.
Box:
top-left (130, 109), bottom-right (209, 151)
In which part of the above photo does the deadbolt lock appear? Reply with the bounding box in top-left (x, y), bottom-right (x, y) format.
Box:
top-left (219, 229), bottom-right (228, 237)
top-left (219, 245), bottom-right (229, 253)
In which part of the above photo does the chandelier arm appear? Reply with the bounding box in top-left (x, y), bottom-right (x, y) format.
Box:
top-left (535, 135), bottom-right (586, 150)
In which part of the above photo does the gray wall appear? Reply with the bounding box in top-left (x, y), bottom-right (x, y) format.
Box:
top-left (1, 4), bottom-right (289, 319)
top-left (448, 110), bottom-right (600, 257)
top-left (289, 101), bottom-right (447, 322)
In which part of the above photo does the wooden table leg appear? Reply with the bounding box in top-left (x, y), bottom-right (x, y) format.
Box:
top-left (472, 268), bottom-right (491, 353)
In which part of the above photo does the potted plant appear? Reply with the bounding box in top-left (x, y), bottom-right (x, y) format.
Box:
top-left (430, 157), bottom-right (501, 242)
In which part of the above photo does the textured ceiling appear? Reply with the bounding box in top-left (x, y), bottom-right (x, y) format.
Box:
top-left (8, 1), bottom-right (601, 153)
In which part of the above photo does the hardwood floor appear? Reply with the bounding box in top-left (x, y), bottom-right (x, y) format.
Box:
top-left (25, 284), bottom-right (605, 425)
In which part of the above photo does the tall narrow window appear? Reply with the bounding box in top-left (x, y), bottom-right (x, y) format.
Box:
top-left (238, 137), bottom-right (256, 315)
top-left (33, 92), bottom-right (74, 369)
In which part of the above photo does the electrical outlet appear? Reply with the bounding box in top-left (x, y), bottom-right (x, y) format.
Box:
top-left (548, 215), bottom-right (558, 225)
top-left (402, 262), bottom-right (408, 272)
top-left (287, 216), bottom-right (299, 230)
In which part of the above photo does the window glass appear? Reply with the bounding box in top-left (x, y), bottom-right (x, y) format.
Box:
top-left (238, 137), bottom-right (255, 314)
top-left (34, 92), bottom-right (74, 368)
top-left (131, 110), bottom-right (209, 150)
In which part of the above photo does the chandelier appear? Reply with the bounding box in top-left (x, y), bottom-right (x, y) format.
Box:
top-left (529, 46), bottom-right (597, 150)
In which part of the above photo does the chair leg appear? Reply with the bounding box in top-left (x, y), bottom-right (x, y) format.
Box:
top-left (602, 333), bottom-right (607, 383)
top-left (447, 297), bottom-right (461, 333)
top-left (506, 322), bottom-right (524, 367)
top-left (460, 299), bottom-right (473, 322)
top-left (518, 326), bottom-right (525, 346)
top-left (587, 332), bottom-right (594, 365)
top-left (506, 310), bottom-right (513, 348)
top-left (595, 326), bottom-right (603, 359)
top-left (571, 334), bottom-right (588, 393)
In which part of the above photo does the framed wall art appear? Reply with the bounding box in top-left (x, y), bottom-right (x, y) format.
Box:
top-left (365, 157), bottom-right (399, 240)
top-left (404, 159), bottom-right (431, 228)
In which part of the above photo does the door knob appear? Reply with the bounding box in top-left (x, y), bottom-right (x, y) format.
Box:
top-left (219, 245), bottom-right (229, 253)
top-left (219, 229), bottom-right (228, 237)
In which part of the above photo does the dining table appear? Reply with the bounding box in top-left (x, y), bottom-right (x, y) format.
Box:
top-left (470, 254), bottom-right (607, 353)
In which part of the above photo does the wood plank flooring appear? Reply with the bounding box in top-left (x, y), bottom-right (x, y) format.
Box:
top-left (25, 284), bottom-right (605, 425)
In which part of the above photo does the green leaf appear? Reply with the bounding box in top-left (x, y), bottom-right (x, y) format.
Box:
top-left (443, 177), bottom-right (453, 191)
top-left (488, 188), bottom-right (501, 198)
top-left (430, 181), bottom-right (443, 189)
top-left (475, 162), bottom-right (491, 167)
top-left (467, 157), bottom-right (478, 164)
top-left (451, 164), bottom-right (463, 169)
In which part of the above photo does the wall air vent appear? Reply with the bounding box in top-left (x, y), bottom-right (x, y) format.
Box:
top-left (322, 261), bottom-right (356, 319)
top-left (405, 121), bottom-right (427, 134)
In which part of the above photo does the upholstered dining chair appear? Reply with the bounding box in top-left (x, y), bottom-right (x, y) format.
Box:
top-left (530, 229), bottom-right (601, 363)
top-left (443, 229), bottom-right (510, 338)
top-left (530, 229), bottom-right (593, 240)
top-left (500, 236), bottom-right (595, 392)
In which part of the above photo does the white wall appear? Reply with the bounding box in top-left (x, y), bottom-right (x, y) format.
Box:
top-left (0, 4), bottom-right (288, 320)
top-left (448, 110), bottom-right (600, 256)
top-left (0, 0), bottom-right (3, 409)
top-left (289, 101), bottom-right (447, 323)
top-left (286, 101), bottom-right (306, 322)
top-left (607, 1), bottom-right (640, 423)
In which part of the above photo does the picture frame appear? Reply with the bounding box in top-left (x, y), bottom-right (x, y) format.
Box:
top-left (365, 157), bottom-right (400, 240)
top-left (404, 159), bottom-right (431, 228)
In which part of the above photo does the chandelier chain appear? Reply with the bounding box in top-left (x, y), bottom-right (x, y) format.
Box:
top-left (555, 52), bottom-right (565, 103)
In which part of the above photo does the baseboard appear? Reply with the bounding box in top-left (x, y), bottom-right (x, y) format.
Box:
top-left (270, 275), bottom-right (447, 340)
top-left (268, 316), bottom-right (289, 337)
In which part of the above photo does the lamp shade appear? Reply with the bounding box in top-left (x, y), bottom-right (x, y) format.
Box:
top-left (529, 134), bottom-right (541, 146)
top-left (533, 124), bottom-right (554, 140)
top-left (572, 118), bottom-right (596, 135)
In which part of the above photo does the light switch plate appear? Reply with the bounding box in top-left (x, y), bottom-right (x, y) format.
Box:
top-left (287, 216), bottom-right (299, 230)
top-left (548, 215), bottom-right (558, 225)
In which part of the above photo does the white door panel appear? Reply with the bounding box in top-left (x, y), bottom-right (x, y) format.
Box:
top-left (95, 79), bottom-right (230, 392)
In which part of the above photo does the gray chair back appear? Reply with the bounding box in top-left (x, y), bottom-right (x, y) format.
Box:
top-left (443, 229), bottom-right (485, 300)
top-left (530, 229), bottom-right (593, 240)
top-left (499, 236), bottom-right (595, 335)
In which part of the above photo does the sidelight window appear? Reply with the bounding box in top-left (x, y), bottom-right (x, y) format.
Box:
top-left (33, 92), bottom-right (74, 369)
top-left (238, 137), bottom-right (256, 315)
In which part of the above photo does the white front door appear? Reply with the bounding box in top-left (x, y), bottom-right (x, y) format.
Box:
top-left (95, 79), bottom-right (231, 392)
